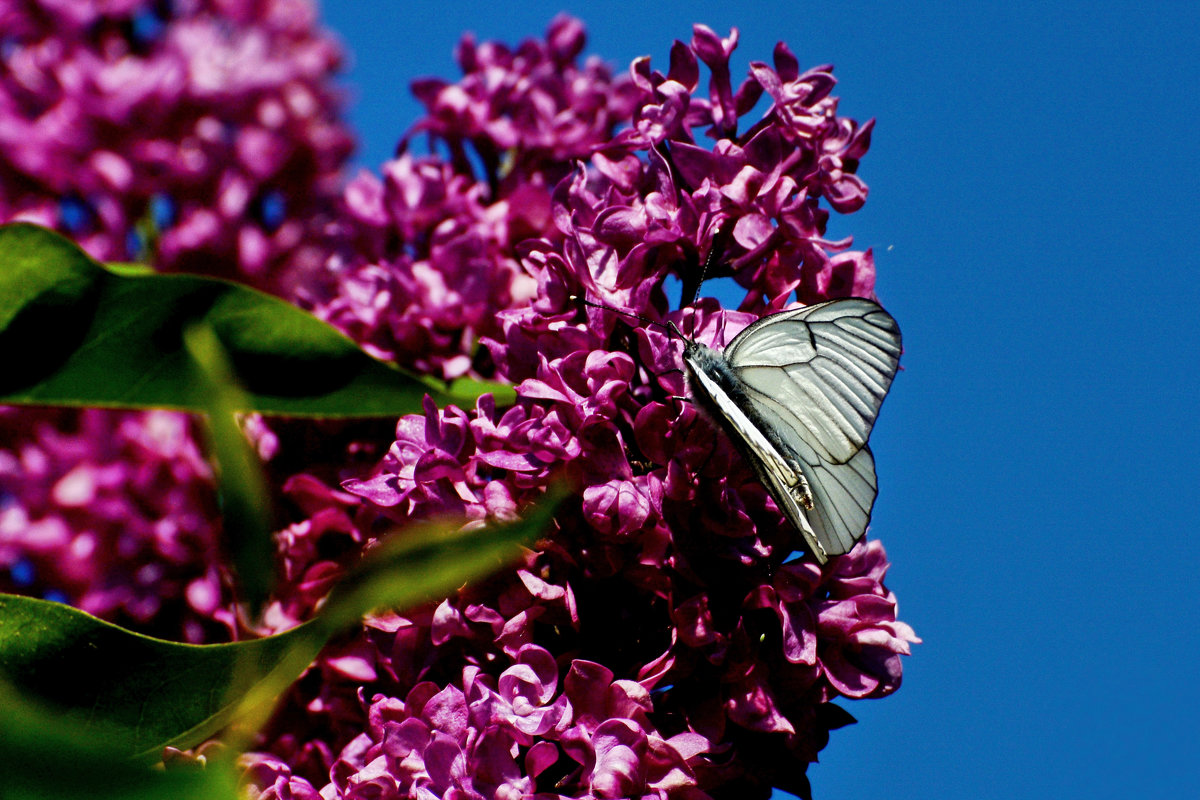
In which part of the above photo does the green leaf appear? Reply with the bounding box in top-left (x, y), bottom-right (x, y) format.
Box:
top-left (182, 322), bottom-right (276, 612)
top-left (0, 223), bottom-right (514, 415)
top-left (102, 261), bottom-right (158, 277)
top-left (0, 594), bottom-right (320, 762)
top-left (0, 489), bottom-right (564, 761)
top-left (0, 680), bottom-right (240, 800)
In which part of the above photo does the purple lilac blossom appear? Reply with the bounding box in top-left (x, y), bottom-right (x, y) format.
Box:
top-left (0, 0), bottom-right (351, 641)
top-left (0, 408), bottom-right (234, 642)
top-left (303, 14), bottom-right (637, 380)
top-left (245, 19), bottom-right (915, 800)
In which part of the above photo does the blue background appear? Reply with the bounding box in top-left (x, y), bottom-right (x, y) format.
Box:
top-left (321, 2), bottom-right (1200, 797)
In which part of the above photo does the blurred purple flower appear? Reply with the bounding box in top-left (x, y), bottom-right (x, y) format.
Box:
top-left (0, 408), bottom-right (232, 641)
top-left (0, 0), bottom-right (352, 295)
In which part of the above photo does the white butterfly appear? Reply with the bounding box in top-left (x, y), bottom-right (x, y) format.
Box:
top-left (680, 298), bottom-right (902, 563)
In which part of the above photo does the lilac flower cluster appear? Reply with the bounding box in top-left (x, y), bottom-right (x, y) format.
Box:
top-left (0, 0), bottom-right (351, 640)
top-left (0, 0), bottom-right (352, 294)
top-left (244, 19), bottom-right (915, 799)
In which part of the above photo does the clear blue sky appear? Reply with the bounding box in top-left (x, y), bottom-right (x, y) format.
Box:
top-left (320, 2), bottom-right (1200, 797)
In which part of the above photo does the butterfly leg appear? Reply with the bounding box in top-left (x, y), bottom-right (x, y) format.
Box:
top-left (786, 460), bottom-right (815, 510)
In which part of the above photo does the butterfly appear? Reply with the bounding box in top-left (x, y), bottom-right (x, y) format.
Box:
top-left (680, 297), bottom-right (902, 563)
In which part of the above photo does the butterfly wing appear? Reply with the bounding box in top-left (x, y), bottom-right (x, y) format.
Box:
top-left (723, 298), bottom-right (901, 555)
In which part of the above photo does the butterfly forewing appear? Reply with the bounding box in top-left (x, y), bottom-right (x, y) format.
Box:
top-left (725, 299), bottom-right (901, 464)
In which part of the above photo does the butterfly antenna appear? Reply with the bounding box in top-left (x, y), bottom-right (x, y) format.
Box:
top-left (573, 293), bottom-right (696, 345)
top-left (683, 222), bottom-right (734, 339)
top-left (571, 297), bottom-right (689, 391)
top-left (570, 295), bottom-right (669, 333)
top-left (684, 223), bottom-right (734, 305)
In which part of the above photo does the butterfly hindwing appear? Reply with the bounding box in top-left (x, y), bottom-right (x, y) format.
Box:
top-left (790, 440), bottom-right (879, 557)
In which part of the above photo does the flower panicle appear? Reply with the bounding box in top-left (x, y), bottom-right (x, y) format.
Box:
top-left (258, 16), bottom-right (913, 799)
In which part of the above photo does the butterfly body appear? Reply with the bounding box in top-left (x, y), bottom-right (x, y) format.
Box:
top-left (679, 298), bottom-right (901, 563)
top-left (683, 338), bottom-right (818, 506)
